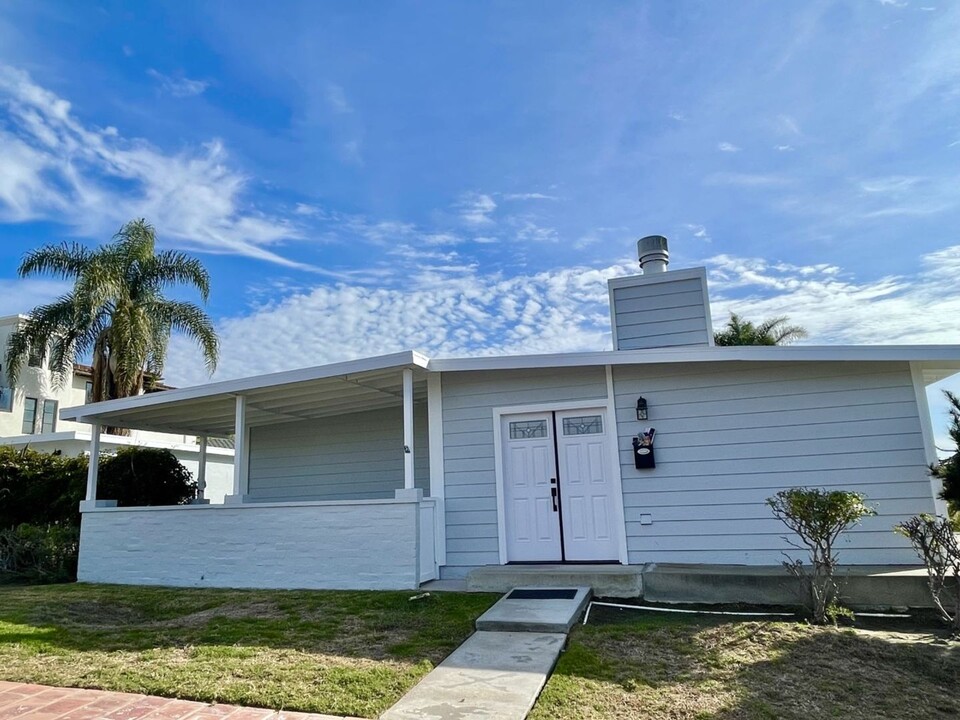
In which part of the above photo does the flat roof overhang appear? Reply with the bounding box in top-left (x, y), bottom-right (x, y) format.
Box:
top-left (61, 345), bottom-right (960, 435)
top-left (60, 351), bottom-right (430, 436)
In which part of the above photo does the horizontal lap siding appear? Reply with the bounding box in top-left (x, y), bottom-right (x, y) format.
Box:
top-left (613, 361), bottom-right (933, 565)
top-left (248, 405), bottom-right (429, 502)
top-left (612, 279), bottom-right (710, 350)
top-left (439, 367), bottom-right (608, 579)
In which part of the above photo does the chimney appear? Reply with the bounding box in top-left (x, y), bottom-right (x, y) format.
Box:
top-left (608, 235), bottom-right (714, 350)
top-left (638, 235), bottom-right (669, 274)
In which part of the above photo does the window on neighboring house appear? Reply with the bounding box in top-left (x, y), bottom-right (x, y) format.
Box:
top-left (22, 397), bottom-right (38, 434)
top-left (85, 381), bottom-right (93, 404)
top-left (27, 345), bottom-right (44, 368)
top-left (41, 399), bottom-right (58, 433)
top-left (0, 386), bottom-right (12, 413)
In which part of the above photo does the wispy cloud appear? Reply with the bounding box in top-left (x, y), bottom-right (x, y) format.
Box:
top-left (0, 64), bottom-right (309, 269)
top-left (294, 203), bottom-right (320, 216)
top-left (717, 141), bottom-right (741, 152)
top-left (704, 172), bottom-right (791, 187)
top-left (684, 223), bottom-right (711, 242)
top-left (501, 192), bottom-right (559, 201)
top-left (457, 192), bottom-right (497, 225)
top-left (325, 83), bottom-right (352, 114)
top-left (146, 69), bottom-right (208, 98)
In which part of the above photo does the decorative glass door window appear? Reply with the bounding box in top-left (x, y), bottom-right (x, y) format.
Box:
top-left (41, 399), bottom-right (58, 433)
top-left (509, 419), bottom-right (548, 439)
top-left (562, 415), bottom-right (603, 435)
top-left (22, 397), bottom-right (38, 434)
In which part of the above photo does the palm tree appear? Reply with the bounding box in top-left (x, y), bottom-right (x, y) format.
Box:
top-left (714, 312), bottom-right (807, 346)
top-left (5, 219), bottom-right (219, 409)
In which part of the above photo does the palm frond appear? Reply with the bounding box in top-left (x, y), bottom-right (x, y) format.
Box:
top-left (149, 300), bottom-right (219, 373)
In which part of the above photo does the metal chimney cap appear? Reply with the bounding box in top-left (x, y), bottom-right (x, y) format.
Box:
top-left (637, 235), bottom-right (669, 273)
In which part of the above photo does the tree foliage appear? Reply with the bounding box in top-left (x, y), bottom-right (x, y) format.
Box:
top-left (4, 219), bottom-right (219, 406)
top-left (98, 447), bottom-right (197, 508)
top-left (768, 488), bottom-right (876, 624)
top-left (714, 312), bottom-right (808, 346)
top-left (931, 390), bottom-right (960, 521)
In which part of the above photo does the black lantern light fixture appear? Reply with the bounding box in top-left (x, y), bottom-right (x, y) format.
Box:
top-left (636, 396), bottom-right (648, 421)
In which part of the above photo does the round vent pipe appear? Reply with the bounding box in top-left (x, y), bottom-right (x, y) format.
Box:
top-left (637, 235), bottom-right (669, 274)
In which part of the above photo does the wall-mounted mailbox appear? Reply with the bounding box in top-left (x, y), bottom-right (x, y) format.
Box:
top-left (632, 434), bottom-right (656, 469)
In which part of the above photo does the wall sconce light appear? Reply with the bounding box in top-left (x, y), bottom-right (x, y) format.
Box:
top-left (636, 396), bottom-right (648, 421)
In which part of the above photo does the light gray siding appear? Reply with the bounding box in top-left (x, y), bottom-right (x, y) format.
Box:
top-left (611, 274), bottom-right (711, 350)
top-left (439, 367), bottom-right (608, 579)
top-left (247, 404), bottom-right (429, 502)
top-left (612, 361), bottom-right (934, 565)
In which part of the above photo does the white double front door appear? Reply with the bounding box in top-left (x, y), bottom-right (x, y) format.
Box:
top-left (500, 408), bottom-right (620, 563)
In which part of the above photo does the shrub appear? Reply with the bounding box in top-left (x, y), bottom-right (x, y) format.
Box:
top-left (0, 446), bottom-right (86, 528)
top-left (931, 390), bottom-right (960, 524)
top-left (895, 514), bottom-right (960, 636)
top-left (767, 488), bottom-right (876, 624)
top-left (0, 523), bottom-right (80, 584)
top-left (98, 446), bottom-right (197, 507)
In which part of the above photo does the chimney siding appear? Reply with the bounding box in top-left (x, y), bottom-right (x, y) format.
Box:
top-left (608, 267), bottom-right (714, 350)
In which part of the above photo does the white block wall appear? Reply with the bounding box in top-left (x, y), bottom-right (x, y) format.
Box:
top-left (78, 500), bottom-right (421, 590)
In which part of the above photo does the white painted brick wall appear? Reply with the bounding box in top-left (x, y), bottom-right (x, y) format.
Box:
top-left (78, 501), bottom-right (420, 590)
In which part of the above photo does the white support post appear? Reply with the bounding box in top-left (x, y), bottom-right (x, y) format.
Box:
top-left (402, 368), bottom-right (415, 490)
top-left (197, 435), bottom-right (208, 497)
top-left (427, 371), bottom-right (446, 566)
top-left (226, 395), bottom-right (249, 504)
top-left (85, 423), bottom-right (101, 502)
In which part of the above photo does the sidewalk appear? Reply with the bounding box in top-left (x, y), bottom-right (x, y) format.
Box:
top-left (0, 682), bottom-right (360, 720)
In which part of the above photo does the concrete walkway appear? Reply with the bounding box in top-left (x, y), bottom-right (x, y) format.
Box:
top-left (381, 587), bottom-right (590, 720)
top-left (0, 682), bottom-right (359, 720)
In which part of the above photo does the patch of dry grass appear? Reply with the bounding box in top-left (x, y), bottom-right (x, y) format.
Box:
top-left (0, 583), bottom-right (496, 718)
top-left (531, 608), bottom-right (960, 720)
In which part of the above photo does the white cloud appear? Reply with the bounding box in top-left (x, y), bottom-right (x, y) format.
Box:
top-left (776, 114), bottom-right (802, 136)
top-left (457, 192), bottom-right (497, 225)
top-left (146, 69), bottom-right (208, 98)
top-left (717, 141), bottom-right (741, 152)
top-left (294, 203), bottom-right (320, 216)
top-left (163, 241), bottom-right (960, 387)
top-left (704, 172), bottom-right (791, 187)
top-left (775, 144), bottom-right (794, 152)
top-left (684, 223), bottom-right (711, 242)
top-left (0, 279), bottom-right (69, 316)
top-left (501, 192), bottom-right (559, 201)
top-left (325, 83), bottom-right (352, 114)
top-left (0, 64), bottom-right (309, 269)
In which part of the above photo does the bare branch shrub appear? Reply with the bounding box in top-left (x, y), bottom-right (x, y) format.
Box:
top-left (768, 488), bottom-right (876, 624)
top-left (895, 514), bottom-right (960, 636)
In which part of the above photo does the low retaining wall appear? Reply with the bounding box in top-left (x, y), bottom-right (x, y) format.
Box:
top-left (78, 498), bottom-right (428, 590)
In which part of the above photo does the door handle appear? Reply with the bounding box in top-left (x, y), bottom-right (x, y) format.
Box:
top-left (550, 487), bottom-right (558, 512)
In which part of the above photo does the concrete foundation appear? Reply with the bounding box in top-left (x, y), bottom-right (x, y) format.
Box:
top-left (464, 563), bottom-right (941, 610)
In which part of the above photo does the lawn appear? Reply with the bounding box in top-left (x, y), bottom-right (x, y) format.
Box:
top-left (0, 583), bottom-right (496, 718)
top-left (531, 607), bottom-right (960, 720)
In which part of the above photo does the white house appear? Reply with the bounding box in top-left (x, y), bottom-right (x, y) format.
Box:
top-left (61, 237), bottom-right (960, 591)
top-left (0, 315), bottom-right (234, 503)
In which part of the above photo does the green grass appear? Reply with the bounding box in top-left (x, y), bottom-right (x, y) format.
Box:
top-left (0, 583), bottom-right (496, 718)
top-left (531, 608), bottom-right (960, 719)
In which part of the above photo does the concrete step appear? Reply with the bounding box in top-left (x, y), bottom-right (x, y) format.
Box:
top-left (475, 587), bottom-right (592, 633)
top-left (379, 631), bottom-right (566, 720)
top-left (467, 564), bottom-right (643, 598)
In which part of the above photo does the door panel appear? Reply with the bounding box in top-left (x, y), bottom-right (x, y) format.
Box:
top-left (501, 413), bottom-right (561, 561)
top-left (555, 409), bottom-right (620, 561)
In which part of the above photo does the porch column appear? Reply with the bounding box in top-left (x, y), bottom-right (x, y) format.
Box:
top-left (80, 423), bottom-right (113, 511)
top-left (85, 422), bottom-right (101, 502)
top-left (226, 395), bottom-right (249, 504)
top-left (197, 435), bottom-right (208, 497)
top-left (403, 368), bottom-right (415, 490)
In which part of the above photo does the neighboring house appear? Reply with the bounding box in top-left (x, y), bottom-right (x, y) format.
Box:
top-left (0, 314), bottom-right (234, 503)
top-left (62, 238), bottom-right (960, 591)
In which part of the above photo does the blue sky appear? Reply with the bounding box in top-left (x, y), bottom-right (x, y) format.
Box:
top-left (1, 1), bottom-right (959, 443)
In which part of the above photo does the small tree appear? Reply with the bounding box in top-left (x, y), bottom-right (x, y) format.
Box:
top-left (931, 390), bottom-right (960, 524)
top-left (98, 447), bottom-right (197, 507)
top-left (767, 488), bottom-right (876, 624)
top-left (895, 515), bottom-right (960, 636)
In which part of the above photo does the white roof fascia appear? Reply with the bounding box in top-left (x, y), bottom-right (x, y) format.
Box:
top-left (427, 345), bottom-right (960, 372)
top-left (60, 350), bottom-right (431, 422)
top-left (0, 430), bottom-right (234, 456)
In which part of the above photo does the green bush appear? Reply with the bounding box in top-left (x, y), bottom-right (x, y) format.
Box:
top-left (0, 523), bottom-right (80, 584)
top-left (0, 446), bottom-right (86, 528)
top-left (98, 446), bottom-right (197, 507)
